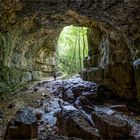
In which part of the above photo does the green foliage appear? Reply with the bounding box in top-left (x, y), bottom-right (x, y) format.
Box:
top-left (57, 25), bottom-right (88, 76)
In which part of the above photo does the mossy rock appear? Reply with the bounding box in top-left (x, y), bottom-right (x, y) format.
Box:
top-left (9, 68), bottom-right (21, 83)
top-left (21, 71), bottom-right (32, 82)
top-left (32, 71), bottom-right (43, 81)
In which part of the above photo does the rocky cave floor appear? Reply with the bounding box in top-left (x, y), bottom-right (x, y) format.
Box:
top-left (0, 76), bottom-right (140, 140)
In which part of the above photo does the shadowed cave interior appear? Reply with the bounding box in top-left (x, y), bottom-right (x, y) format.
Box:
top-left (0, 0), bottom-right (140, 140)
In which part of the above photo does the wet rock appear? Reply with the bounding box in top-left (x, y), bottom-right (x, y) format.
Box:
top-left (78, 95), bottom-right (93, 106)
top-left (56, 109), bottom-right (101, 139)
top-left (65, 89), bottom-right (75, 103)
top-left (110, 105), bottom-right (129, 114)
top-left (131, 123), bottom-right (140, 140)
top-left (4, 107), bottom-right (38, 139)
top-left (82, 105), bottom-right (95, 114)
top-left (74, 95), bottom-right (94, 111)
top-left (40, 134), bottom-right (83, 140)
top-left (8, 103), bottom-right (15, 109)
top-left (74, 98), bottom-right (82, 110)
top-left (37, 76), bottom-right (98, 104)
top-left (81, 91), bottom-right (98, 100)
top-left (92, 109), bottom-right (131, 139)
top-left (44, 107), bottom-right (51, 113)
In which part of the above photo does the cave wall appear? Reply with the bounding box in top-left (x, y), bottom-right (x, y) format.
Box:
top-left (0, 0), bottom-right (140, 101)
top-left (81, 25), bottom-right (136, 100)
top-left (0, 0), bottom-right (59, 92)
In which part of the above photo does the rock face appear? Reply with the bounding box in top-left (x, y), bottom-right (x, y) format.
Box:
top-left (92, 108), bottom-right (131, 139)
top-left (0, 0), bottom-right (140, 102)
top-left (4, 107), bottom-right (38, 140)
top-left (56, 109), bottom-right (101, 139)
top-left (81, 27), bottom-right (136, 100)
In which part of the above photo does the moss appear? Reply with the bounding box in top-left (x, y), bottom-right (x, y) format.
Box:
top-left (9, 68), bottom-right (21, 83)
top-left (32, 71), bottom-right (43, 81)
top-left (21, 71), bottom-right (32, 82)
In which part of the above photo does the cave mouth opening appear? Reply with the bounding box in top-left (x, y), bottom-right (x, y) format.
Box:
top-left (56, 25), bottom-right (89, 78)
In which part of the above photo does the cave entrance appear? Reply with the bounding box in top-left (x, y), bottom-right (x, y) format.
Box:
top-left (56, 25), bottom-right (89, 78)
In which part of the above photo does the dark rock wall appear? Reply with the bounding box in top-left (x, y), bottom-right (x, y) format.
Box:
top-left (0, 0), bottom-right (59, 92)
top-left (0, 0), bottom-right (140, 100)
top-left (81, 25), bottom-right (136, 100)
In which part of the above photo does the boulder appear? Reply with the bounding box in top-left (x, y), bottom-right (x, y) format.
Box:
top-left (56, 109), bottom-right (101, 139)
top-left (74, 95), bottom-right (94, 111)
top-left (41, 76), bottom-right (98, 103)
top-left (103, 62), bottom-right (135, 100)
top-left (81, 91), bottom-right (98, 100)
top-left (78, 95), bottom-right (93, 106)
top-left (110, 105), bottom-right (129, 114)
top-left (4, 107), bottom-right (38, 139)
top-left (92, 109), bottom-right (131, 139)
top-left (82, 105), bottom-right (95, 114)
top-left (80, 68), bottom-right (104, 84)
top-left (81, 62), bottom-right (135, 100)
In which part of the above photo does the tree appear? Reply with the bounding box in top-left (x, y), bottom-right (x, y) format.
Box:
top-left (57, 25), bottom-right (88, 77)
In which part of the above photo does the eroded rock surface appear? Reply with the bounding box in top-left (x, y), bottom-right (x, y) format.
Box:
top-left (1, 77), bottom-right (140, 140)
top-left (92, 108), bottom-right (131, 139)
top-left (0, 0), bottom-right (140, 102)
top-left (4, 107), bottom-right (38, 139)
top-left (56, 108), bottom-right (101, 139)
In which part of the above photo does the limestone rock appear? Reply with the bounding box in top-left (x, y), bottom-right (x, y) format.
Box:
top-left (92, 109), bottom-right (131, 139)
top-left (4, 107), bottom-right (38, 140)
top-left (56, 109), bottom-right (101, 139)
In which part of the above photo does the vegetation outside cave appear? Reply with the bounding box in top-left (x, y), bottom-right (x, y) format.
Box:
top-left (56, 25), bottom-right (89, 78)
